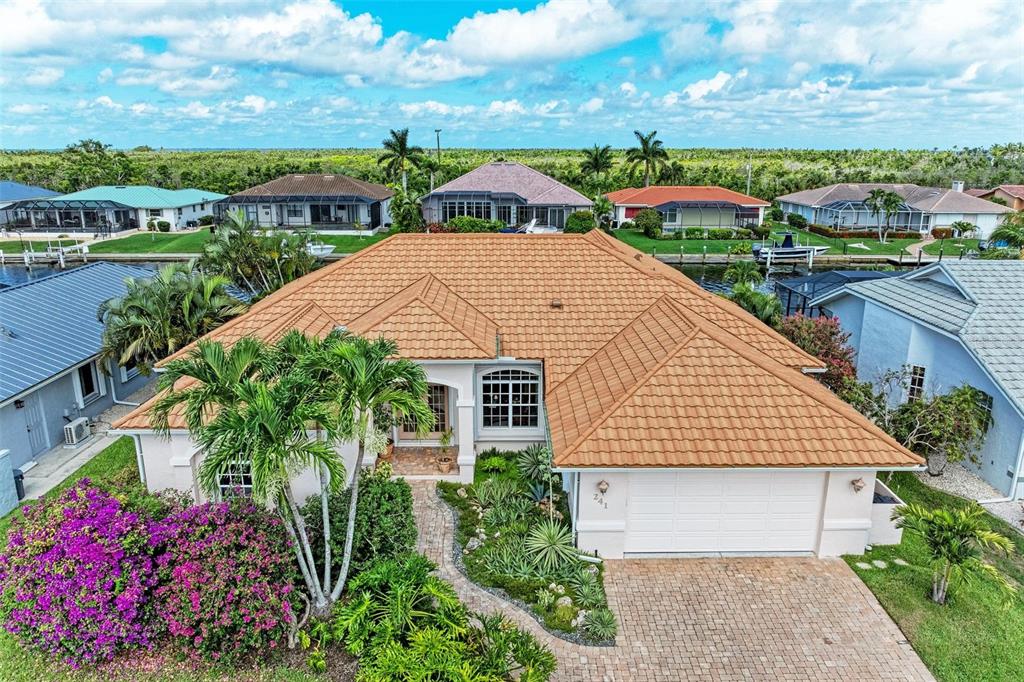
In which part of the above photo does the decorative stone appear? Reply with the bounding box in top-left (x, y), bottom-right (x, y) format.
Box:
top-left (556, 596), bottom-right (573, 607)
top-left (871, 560), bottom-right (888, 569)
top-left (466, 538), bottom-right (481, 552)
top-left (456, 487), bottom-right (468, 498)
top-left (893, 558), bottom-right (910, 567)
top-left (855, 562), bottom-right (873, 570)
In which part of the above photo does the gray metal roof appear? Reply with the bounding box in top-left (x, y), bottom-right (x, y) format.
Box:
top-left (817, 261), bottom-right (1024, 416)
top-left (776, 183), bottom-right (1011, 215)
top-left (428, 162), bottom-right (592, 206)
top-left (0, 262), bottom-right (154, 403)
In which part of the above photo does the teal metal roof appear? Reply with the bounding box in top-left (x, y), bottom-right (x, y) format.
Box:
top-left (49, 185), bottom-right (226, 209)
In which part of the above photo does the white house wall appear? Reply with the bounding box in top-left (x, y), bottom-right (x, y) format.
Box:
top-left (831, 297), bottom-right (1024, 496)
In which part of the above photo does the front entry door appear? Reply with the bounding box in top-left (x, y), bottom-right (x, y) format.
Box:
top-left (22, 392), bottom-right (49, 458)
top-left (400, 384), bottom-right (449, 439)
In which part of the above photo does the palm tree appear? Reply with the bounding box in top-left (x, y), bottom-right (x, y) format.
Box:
top-left (389, 188), bottom-right (424, 232)
top-left (592, 195), bottom-right (614, 230)
top-left (307, 335), bottom-right (434, 600)
top-left (723, 260), bottom-right (763, 286)
top-left (97, 262), bottom-right (246, 374)
top-left (580, 144), bottom-right (613, 184)
top-left (893, 503), bottom-right (1016, 605)
top-left (728, 283), bottom-right (782, 327)
top-left (865, 188), bottom-right (903, 243)
top-left (989, 210), bottom-right (1024, 256)
top-left (378, 128), bottom-right (425, 192)
top-left (625, 130), bottom-right (669, 187)
top-left (419, 155), bottom-right (441, 192)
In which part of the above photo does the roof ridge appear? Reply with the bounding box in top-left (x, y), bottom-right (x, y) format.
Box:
top-left (554, 299), bottom-right (702, 465)
top-left (686, 306), bottom-right (920, 462)
top-left (415, 274), bottom-right (499, 356)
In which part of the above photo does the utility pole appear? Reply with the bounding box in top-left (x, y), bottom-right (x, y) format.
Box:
top-left (745, 154), bottom-right (752, 196)
top-left (434, 129), bottom-right (442, 162)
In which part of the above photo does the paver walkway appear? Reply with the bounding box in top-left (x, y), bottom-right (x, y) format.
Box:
top-left (412, 481), bottom-right (933, 681)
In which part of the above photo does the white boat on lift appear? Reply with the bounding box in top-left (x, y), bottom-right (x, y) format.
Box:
top-left (753, 232), bottom-right (829, 266)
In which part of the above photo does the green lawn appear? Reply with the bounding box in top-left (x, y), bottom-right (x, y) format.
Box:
top-left (845, 473), bottom-right (1024, 682)
top-left (0, 436), bottom-right (341, 681)
top-left (0, 239), bottom-right (81, 253)
top-left (614, 223), bottom-right (920, 257)
top-left (923, 239), bottom-right (980, 256)
top-left (84, 229), bottom-right (392, 255)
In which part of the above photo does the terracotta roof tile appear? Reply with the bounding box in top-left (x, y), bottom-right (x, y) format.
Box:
top-left (113, 231), bottom-right (918, 470)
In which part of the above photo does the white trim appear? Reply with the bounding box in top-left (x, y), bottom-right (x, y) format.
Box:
top-left (119, 361), bottom-right (141, 383)
top-left (475, 364), bottom-right (545, 439)
top-left (0, 353), bottom-right (102, 410)
top-left (72, 361), bottom-right (102, 408)
top-left (555, 465), bottom-right (925, 473)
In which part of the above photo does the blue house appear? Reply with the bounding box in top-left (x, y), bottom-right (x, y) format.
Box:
top-left (1, 180), bottom-right (59, 226)
top-left (0, 262), bottom-right (155, 484)
top-left (812, 261), bottom-right (1024, 498)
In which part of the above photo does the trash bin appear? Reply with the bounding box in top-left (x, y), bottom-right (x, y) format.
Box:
top-left (12, 469), bottom-right (25, 500)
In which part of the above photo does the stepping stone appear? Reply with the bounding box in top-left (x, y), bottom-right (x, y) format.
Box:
top-left (855, 562), bottom-right (873, 570)
top-left (872, 560), bottom-right (888, 569)
top-left (893, 559), bottom-right (909, 567)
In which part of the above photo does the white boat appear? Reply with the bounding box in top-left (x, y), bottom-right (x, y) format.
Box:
top-left (754, 233), bottom-right (829, 264)
top-left (307, 243), bottom-right (336, 257)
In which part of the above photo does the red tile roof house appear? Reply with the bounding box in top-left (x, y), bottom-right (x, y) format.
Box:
top-left (605, 186), bottom-right (770, 231)
top-left (973, 185), bottom-right (1024, 212)
top-left (421, 161), bottom-right (592, 229)
top-left (217, 173), bottom-right (394, 232)
top-left (113, 231), bottom-right (922, 559)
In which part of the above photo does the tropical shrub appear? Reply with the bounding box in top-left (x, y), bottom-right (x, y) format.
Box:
top-left (729, 282), bottom-right (782, 326)
top-left (197, 214), bottom-right (215, 225)
top-left (786, 212), bottom-right (808, 229)
top-left (478, 455), bottom-right (512, 474)
top-left (893, 503), bottom-right (1016, 605)
top-left (707, 227), bottom-right (734, 240)
top-left (768, 206), bottom-right (784, 221)
top-left (517, 444), bottom-right (552, 484)
top-left (728, 241), bottom-right (752, 255)
top-left (583, 608), bottom-right (618, 640)
top-left (0, 480), bottom-right (160, 667)
top-left (475, 478), bottom-right (521, 508)
top-left (157, 220), bottom-right (171, 232)
top-left (302, 465), bottom-right (417, 577)
top-left (950, 220), bottom-right (976, 237)
top-left (526, 519), bottom-right (577, 573)
top-left (750, 224), bottom-right (771, 238)
top-left (149, 497), bottom-right (297, 662)
top-left (777, 314), bottom-right (857, 393)
top-left (447, 215), bottom-right (504, 233)
top-left (563, 210), bottom-right (597, 233)
top-left (633, 208), bottom-right (663, 239)
top-left (619, 220), bottom-right (634, 230)
top-left (684, 227), bottom-right (705, 239)
top-left (931, 227), bottom-right (953, 239)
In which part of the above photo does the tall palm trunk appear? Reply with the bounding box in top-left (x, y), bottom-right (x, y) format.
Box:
top-left (429, 171), bottom-right (435, 192)
top-left (320, 461), bottom-right (332, 592)
top-left (402, 168), bottom-right (408, 193)
top-left (331, 434), bottom-right (364, 601)
top-left (284, 485), bottom-right (327, 609)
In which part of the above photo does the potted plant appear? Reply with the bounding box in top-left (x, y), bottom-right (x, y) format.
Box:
top-left (436, 429), bottom-right (454, 474)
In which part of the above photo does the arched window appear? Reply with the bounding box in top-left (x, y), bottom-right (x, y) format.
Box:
top-left (481, 369), bottom-right (540, 428)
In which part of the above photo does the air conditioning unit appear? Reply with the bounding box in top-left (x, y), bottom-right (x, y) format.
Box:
top-left (64, 417), bottom-right (90, 446)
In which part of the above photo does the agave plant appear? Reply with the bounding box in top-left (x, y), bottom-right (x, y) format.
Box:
top-left (525, 519), bottom-right (577, 574)
top-left (583, 608), bottom-right (617, 641)
top-left (483, 497), bottom-right (535, 527)
top-left (474, 478), bottom-right (521, 508)
top-left (575, 582), bottom-right (606, 609)
top-left (567, 566), bottom-right (600, 593)
top-left (517, 444), bottom-right (552, 484)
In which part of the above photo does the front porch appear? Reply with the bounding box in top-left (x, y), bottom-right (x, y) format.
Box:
top-left (384, 446), bottom-right (462, 481)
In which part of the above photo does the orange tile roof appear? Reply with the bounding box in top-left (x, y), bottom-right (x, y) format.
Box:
top-left (113, 231), bottom-right (920, 469)
top-left (605, 186), bottom-right (770, 207)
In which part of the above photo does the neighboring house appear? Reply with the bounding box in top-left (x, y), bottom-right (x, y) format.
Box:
top-left (0, 263), bottom-right (155, 472)
top-left (421, 162), bottom-right (591, 229)
top-left (6, 185), bottom-right (226, 233)
top-left (777, 182), bottom-right (1012, 238)
top-left (775, 270), bottom-right (901, 317)
top-left (0, 180), bottom-right (59, 227)
top-left (217, 174), bottom-right (393, 230)
top-left (811, 261), bottom-right (1024, 499)
top-left (113, 231), bottom-right (921, 559)
top-left (973, 185), bottom-right (1024, 211)
top-left (605, 186), bottom-right (769, 229)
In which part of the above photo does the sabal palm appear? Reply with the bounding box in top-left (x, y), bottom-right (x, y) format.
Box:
top-left (625, 130), bottom-right (669, 187)
top-left (378, 128), bottom-right (425, 192)
top-left (723, 260), bottom-right (763, 286)
top-left (580, 144), bottom-right (613, 181)
top-left (893, 503), bottom-right (1016, 605)
top-left (307, 334), bottom-right (434, 600)
top-left (97, 262), bottom-right (245, 374)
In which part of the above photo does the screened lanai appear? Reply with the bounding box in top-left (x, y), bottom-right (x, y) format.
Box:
top-left (6, 198), bottom-right (136, 234)
top-left (655, 200), bottom-right (761, 229)
top-left (815, 199), bottom-right (930, 232)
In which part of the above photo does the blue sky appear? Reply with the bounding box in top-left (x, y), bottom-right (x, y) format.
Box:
top-left (1, 0), bottom-right (1022, 150)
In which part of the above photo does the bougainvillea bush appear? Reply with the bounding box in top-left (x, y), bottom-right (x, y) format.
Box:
top-left (149, 498), bottom-right (297, 663)
top-left (0, 479), bottom-right (160, 667)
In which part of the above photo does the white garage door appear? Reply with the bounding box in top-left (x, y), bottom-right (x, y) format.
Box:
top-left (625, 470), bottom-right (826, 554)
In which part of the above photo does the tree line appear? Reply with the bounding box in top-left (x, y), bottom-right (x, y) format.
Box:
top-left (2, 137), bottom-right (1021, 202)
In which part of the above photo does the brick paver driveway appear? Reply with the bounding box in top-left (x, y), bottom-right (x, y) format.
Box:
top-left (412, 481), bottom-right (933, 681)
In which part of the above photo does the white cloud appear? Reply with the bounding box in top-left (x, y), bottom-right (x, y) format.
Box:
top-left (236, 95), bottom-right (275, 115)
top-left (619, 81), bottom-right (638, 97)
top-left (177, 100), bottom-right (212, 119)
top-left (682, 69), bottom-right (747, 102)
top-left (93, 95), bottom-right (122, 110)
top-left (23, 66), bottom-right (64, 86)
top-left (399, 100), bottom-right (477, 117)
top-left (343, 74), bottom-right (365, 88)
top-left (129, 102), bottom-right (157, 115)
top-left (97, 67), bottom-right (113, 83)
top-left (485, 99), bottom-right (527, 116)
top-left (117, 65), bottom-right (237, 95)
top-left (436, 0), bottom-right (643, 66)
top-left (578, 97), bottom-right (604, 114)
top-left (660, 22), bottom-right (711, 63)
top-left (327, 96), bottom-right (354, 110)
top-left (8, 103), bottom-right (48, 114)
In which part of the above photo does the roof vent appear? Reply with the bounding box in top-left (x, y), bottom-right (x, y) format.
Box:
top-left (324, 175), bottom-right (333, 180)
top-left (294, 175), bottom-right (304, 179)
top-left (550, 299), bottom-right (563, 309)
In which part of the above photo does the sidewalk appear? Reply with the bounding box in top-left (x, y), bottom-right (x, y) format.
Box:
top-left (21, 382), bottom-right (156, 500)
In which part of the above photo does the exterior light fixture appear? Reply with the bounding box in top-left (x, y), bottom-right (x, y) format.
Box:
top-left (851, 477), bottom-right (866, 493)
top-left (597, 480), bottom-right (609, 494)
